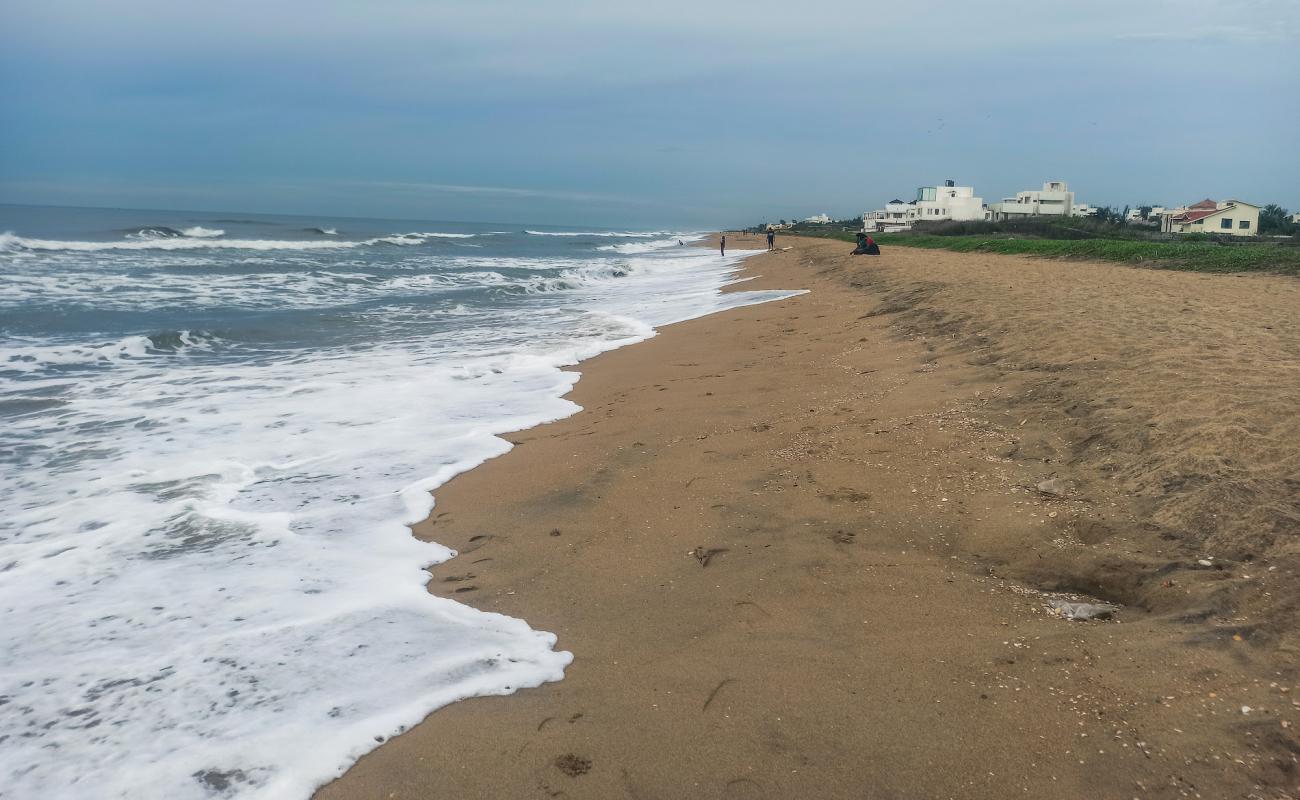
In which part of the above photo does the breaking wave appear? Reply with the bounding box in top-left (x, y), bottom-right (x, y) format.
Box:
top-left (0, 231), bottom-right (477, 253)
top-left (596, 235), bottom-right (703, 254)
top-left (2, 330), bottom-right (224, 373)
top-left (524, 230), bottom-right (674, 238)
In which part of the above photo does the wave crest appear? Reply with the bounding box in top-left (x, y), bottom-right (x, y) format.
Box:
top-left (2, 330), bottom-right (223, 373)
top-left (525, 230), bottom-right (673, 238)
top-left (0, 231), bottom-right (477, 253)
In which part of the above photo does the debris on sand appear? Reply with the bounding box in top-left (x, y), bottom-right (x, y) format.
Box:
top-left (691, 546), bottom-right (728, 567)
top-left (554, 753), bottom-right (592, 777)
top-left (1035, 478), bottom-right (1070, 498)
top-left (1046, 599), bottom-right (1118, 621)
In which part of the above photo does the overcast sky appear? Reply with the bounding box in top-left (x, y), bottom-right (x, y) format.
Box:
top-left (2, 0), bottom-right (1297, 227)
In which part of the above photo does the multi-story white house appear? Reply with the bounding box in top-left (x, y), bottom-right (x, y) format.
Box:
top-left (985, 181), bottom-right (1080, 220)
top-left (803, 213), bottom-right (832, 224)
top-left (1124, 206), bottom-right (1165, 223)
top-left (863, 199), bottom-right (916, 232)
top-left (863, 180), bottom-right (984, 231)
top-left (914, 180), bottom-right (985, 221)
top-left (1160, 199), bottom-right (1260, 236)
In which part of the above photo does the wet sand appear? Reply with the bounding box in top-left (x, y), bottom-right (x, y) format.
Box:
top-left (318, 234), bottom-right (1300, 799)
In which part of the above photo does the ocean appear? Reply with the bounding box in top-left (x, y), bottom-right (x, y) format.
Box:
top-left (0, 205), bottom-right (799, 799)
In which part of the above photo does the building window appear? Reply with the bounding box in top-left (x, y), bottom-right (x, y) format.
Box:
top-left (1239, 220), bottom-right (1251, 229)
top-left (1220, 218), bottom-right (1233, 229)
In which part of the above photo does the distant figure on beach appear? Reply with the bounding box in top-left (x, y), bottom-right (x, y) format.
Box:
top-left (766, 230), bottom-right (775, 250)
top-left (852, 232), bottom-right (880, 256)
top-left (678, 239), bottom-right (685, 246)
top-left (720, 235), bottom-right (726, 256)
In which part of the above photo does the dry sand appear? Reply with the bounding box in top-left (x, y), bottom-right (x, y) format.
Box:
top-left (318, 234), bottom-right (1300, 799)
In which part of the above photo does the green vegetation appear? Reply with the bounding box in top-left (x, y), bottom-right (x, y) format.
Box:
top-left (786, 227), bottom-right (1300, 274)
top-left (878, 235), bottom-right (1300, 273)
top-left (1260, 204), bottom-right (1298, 236)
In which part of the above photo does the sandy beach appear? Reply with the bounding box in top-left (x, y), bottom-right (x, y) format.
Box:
top-left (318, 234), bottom-right (1300, 799)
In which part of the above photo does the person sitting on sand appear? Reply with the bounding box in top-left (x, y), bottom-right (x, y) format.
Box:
top-left (852, 233), bottom-right (880, 256)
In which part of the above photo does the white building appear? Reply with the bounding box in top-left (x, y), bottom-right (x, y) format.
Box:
top-left (986, 181), bottom-right (1080, 220)
top-left (862, 180), bottom-right (984, 231)
top-left (914, 180), bottom-right (985, 221)
top-left (863, 199), bottom-right (916, 232)
top-left (803, 213), bottom-right (832, 224)
top-left (1125, 206), bottom-right (1165, 223)
top-left (1160, 199), bottom-right (1261, 237)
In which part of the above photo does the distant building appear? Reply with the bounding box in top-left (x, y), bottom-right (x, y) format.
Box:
top-left (803, 213), bottom-right (832, 224)
top-left (985, 181), bottom-right (1082, 220)
top-left (863, 180), bottom-right (983, 231)
top-left (863, 199), bottom-right (915, 232)
top-left (914, 180), bottom-right (985, 221)
top-left (1126, 206), bottom-right (1165, 223)
top-left (1160, 199), bottom-right (1260, 236)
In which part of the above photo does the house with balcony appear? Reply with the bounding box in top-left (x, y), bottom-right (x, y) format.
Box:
top-left (863, 199), bottom-right (916, 232)
top-left (863, 180), bottom-right (984, 231)
top-left (986, 181), bottom-right (1082, 220)
top-left (913, 180), bottom-right (985, 221)
top-left (1160, 199), bottom-right (1260, 236)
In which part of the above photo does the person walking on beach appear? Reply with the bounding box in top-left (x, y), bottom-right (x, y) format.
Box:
top-left (720, 235), bottom-right (726, 257)
top-left (766, 229), bottom-right (775, 250)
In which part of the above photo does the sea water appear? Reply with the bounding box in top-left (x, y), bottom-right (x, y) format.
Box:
top-left (0, 205), bottom-right (799, 799)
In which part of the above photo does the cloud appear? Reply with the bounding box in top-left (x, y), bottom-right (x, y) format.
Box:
top-left (1117, 24), bottom-right (1295, 43)
top-left (2, 0), bottom-right (1297, 224)
top-left (1117, 0), bottom-right (1299, 43)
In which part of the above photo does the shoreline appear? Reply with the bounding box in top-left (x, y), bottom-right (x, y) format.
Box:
top-left (319, 234), bottom-right (1300, 799)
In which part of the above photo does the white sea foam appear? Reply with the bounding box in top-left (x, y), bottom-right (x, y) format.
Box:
top-left (0, 231), bottom-right (476, 253)
top-left (596, 235), bottom-right (704, 254)
top-left (0, 237), bottom-right (802, 800)
top-left (0, 256), bottom-right (656, 312)
top-left (1, 331), bottom-right (223, 373)
top-left (524, 229), bottom-right (676, 237)
top-left (181, 226), bottom-right (225, 238)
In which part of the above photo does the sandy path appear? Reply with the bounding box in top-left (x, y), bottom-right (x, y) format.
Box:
top-left (318, 235), bottom-right (1299, 800)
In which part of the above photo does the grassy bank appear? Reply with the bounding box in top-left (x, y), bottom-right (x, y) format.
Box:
top-left (789, 229), bottom-right (1300, 274)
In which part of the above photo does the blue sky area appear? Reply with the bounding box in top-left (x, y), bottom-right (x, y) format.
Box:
top-left (2, 0), bottom-right (1297, 228)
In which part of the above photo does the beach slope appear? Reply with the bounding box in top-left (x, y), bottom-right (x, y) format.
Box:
top-left (319, 234), bottom-right (1300, 799)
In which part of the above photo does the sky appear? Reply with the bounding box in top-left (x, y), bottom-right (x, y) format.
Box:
top-left (1, 0), bottom-right (1298, 228)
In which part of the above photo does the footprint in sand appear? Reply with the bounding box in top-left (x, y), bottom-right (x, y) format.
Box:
top-left (459, 533), bottom-right (496, 554)
top-left (554, 753), bottom-right (592, 777)
top-left (828, 529), bottom-right (856, 545)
